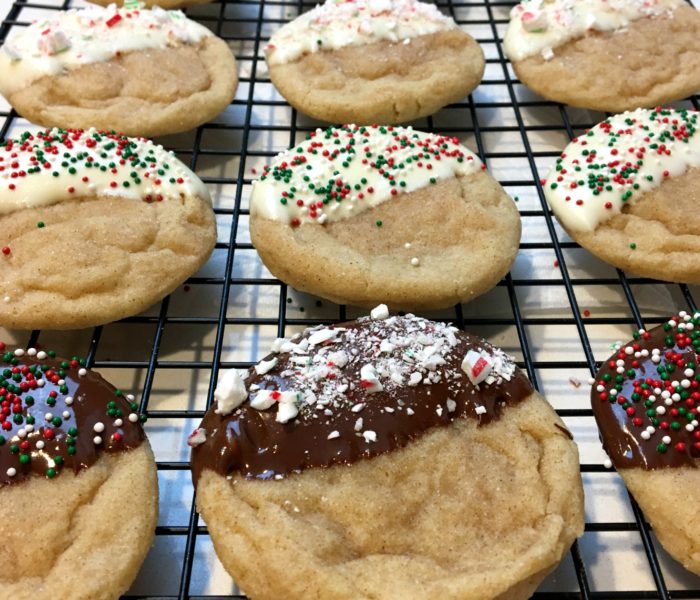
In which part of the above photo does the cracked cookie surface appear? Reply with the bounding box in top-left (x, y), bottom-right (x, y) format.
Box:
top-left (250, 125), bottom-right (520, 310)
top-left (192, 313), bottom-right (583, 599)
top-left (268, 30), bottom-right (484, 124)
top-left (0, 128), bottom-right (217, 330)
top-left (511, 6), bottom-right (700, 112)
top-left (0, 6), bottom-right (237, 137)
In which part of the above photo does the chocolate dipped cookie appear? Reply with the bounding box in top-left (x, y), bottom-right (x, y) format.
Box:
top-left (544, 107), bottom-right (700, 283)
top-left (264, 0), bottom-right (484, 124)
top-left (592, 312), bottom-right (700, 575)
top-left (0, 343), bottom-right (157, 600)
top-left (190, 309), bottom-right (584, 599)
top-left (504, 0), bottom-right (700, 112)
top-left (0, 4), bottom-right (237, 137)
top-left (250, 124), bottom-right (521, 310)
top-left (0, 127), bottom-right (217, 330)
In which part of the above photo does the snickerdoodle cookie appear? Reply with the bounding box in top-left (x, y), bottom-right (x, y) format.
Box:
top-left (0, 128), bottom-right (216, 330)
top-left (264, 0), bottom-right (485, 124)
top-left (190, 311), bottom-right (584, 600)
top-left (250, 125), bottom-right (521, 310)
top-left (0, 343), bottom-right (158, 600)
top-left (592, 312), bottom-right (700, 575)
top-left (504, 0), bottom-right (700, 112)
top-left (0, 5), bottom-right (237, 137)
top-left (544, 107), bottom-right (700, 283)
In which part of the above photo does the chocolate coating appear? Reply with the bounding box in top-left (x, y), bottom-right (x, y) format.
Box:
top-left (0, 348), bottom-right (145, 485)
top-left (191, 315), bottom-right (533, 483)
top-left (591, 313), bottom-right (700, 470)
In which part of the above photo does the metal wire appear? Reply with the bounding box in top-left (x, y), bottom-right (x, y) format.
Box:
top-left (1, 0), bottom-right (699, 598)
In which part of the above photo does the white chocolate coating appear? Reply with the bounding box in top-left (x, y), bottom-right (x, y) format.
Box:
top-left (264, 0), bottom-right (456, 66)
top-left (250, 125), bottom-right (483, 225)
top-left (0, 128), bottom-right (209, 215)
top-left (503, 0), bottom-right (683, 62)
top-left (0, 4), bottom-right (211, 95)
top-left (544, 107), bottom-right (700, 232)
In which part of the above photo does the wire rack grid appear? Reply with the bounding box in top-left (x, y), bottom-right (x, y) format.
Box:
top-left (1, 0), bottom-right (700, 598)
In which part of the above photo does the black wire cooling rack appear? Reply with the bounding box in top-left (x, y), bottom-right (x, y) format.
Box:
top-left (1, 0), bottom-right (700, 598)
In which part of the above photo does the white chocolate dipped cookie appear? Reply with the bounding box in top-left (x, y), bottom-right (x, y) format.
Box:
top-left (249, 124), bottom-right (521, 310)
top-left (0, 128), bottom-right (217, 330)
top-left (504, 0), bottom-right (700, 112)
top-left (264, 0), bottom-right (485, 124)
top-left (190, 311), bottom-right (584, 600)
top-left (544, 107), bottom-right (700, 283)
top-left (0, 4), bottom-right (237, 137)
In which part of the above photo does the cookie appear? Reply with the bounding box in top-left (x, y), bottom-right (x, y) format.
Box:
top-left (591, 312), bottom-right (700, 575)
top-left (264, 0), bottom-right (484, 124)
top-left (250, 125), bottom-right (521, 310)
top-left (543, 107), bottom-right (700, 283)
top-left (0, 5), bottom-right (237, 137)
top-left (190, 310), bottom-right (584, 600)
top-left (504, 0), bottom-right (700, 112)
top-left (0, 127), bottom-right (217, 330)
top-left (0, 343), bottom-right (158, 600)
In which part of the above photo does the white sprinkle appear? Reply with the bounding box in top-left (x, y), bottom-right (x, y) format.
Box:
top-left (351, 403), bottom-right (365, 413)
top-left (78, 368), bottom-right (87, 377)
top-left (35, 441), bottom-right (44, 450)
top-left (359, 364), bottom-right (383, 394)
top-left (384, 406), bottom-right (395, 413)
top-left (354, 417), bottom-right (364, 431)
top-left (126, 394), bottom-right (135, 402)
top-left (128, 413), bottom-right (139, 423)
top-left (62, 411), bottom-right (70, 419)
top-left (603, 459), bottom-right (612, 469)
top-left (408, 372), bottom-right (422, 386)
top-left (214, 370), bottom-right (248, 416)
top-left (308, 328), bottom-right (340, 346)
top-left (656, 406), bottom-right (666, 415)
top-left (249, 390), bottom-right (278, 411)
top-left (36, 351), bottom-right (47, 360)
top-left (16, 429), bottom-right (26, 439)
top-left (475, 405), bottom-right (487, 415)
top-left (641, 431), bottom-right (651, 440)
top-left (410, 257), bottom-right (420, 267)
top-left (93, 422), bottom-right (105, 433)
top-left (187, 428), bottom-right (207, 447)
top-left (363, 430), bottom-right (377, 443)
top-left (13, 349), bottom-right (24, 357)
top-left (114, 419), bottom-right (123, 427)
top-left (93, 436), bottom-right (103, 445)
top-left (44, 413), bottom-right (53, 421)
top-left (255, 357), bottom-right (278, 375)
top-left (27, 348), bottom-right (37, 357)
top-left (662, 436), bottom-right (672, 445)
top-left (276, 399), bottom-right (299, 424)
top-left (406, 408), bottom-right (415, 416)
top-left (6, 468), bottom-right (16, 477)
top-left (327, 431), bottom-right (340, 440)
top-left (685, 368), bottom-right (695, 378)
top-left (370, 304), bottom-right (390, 320)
